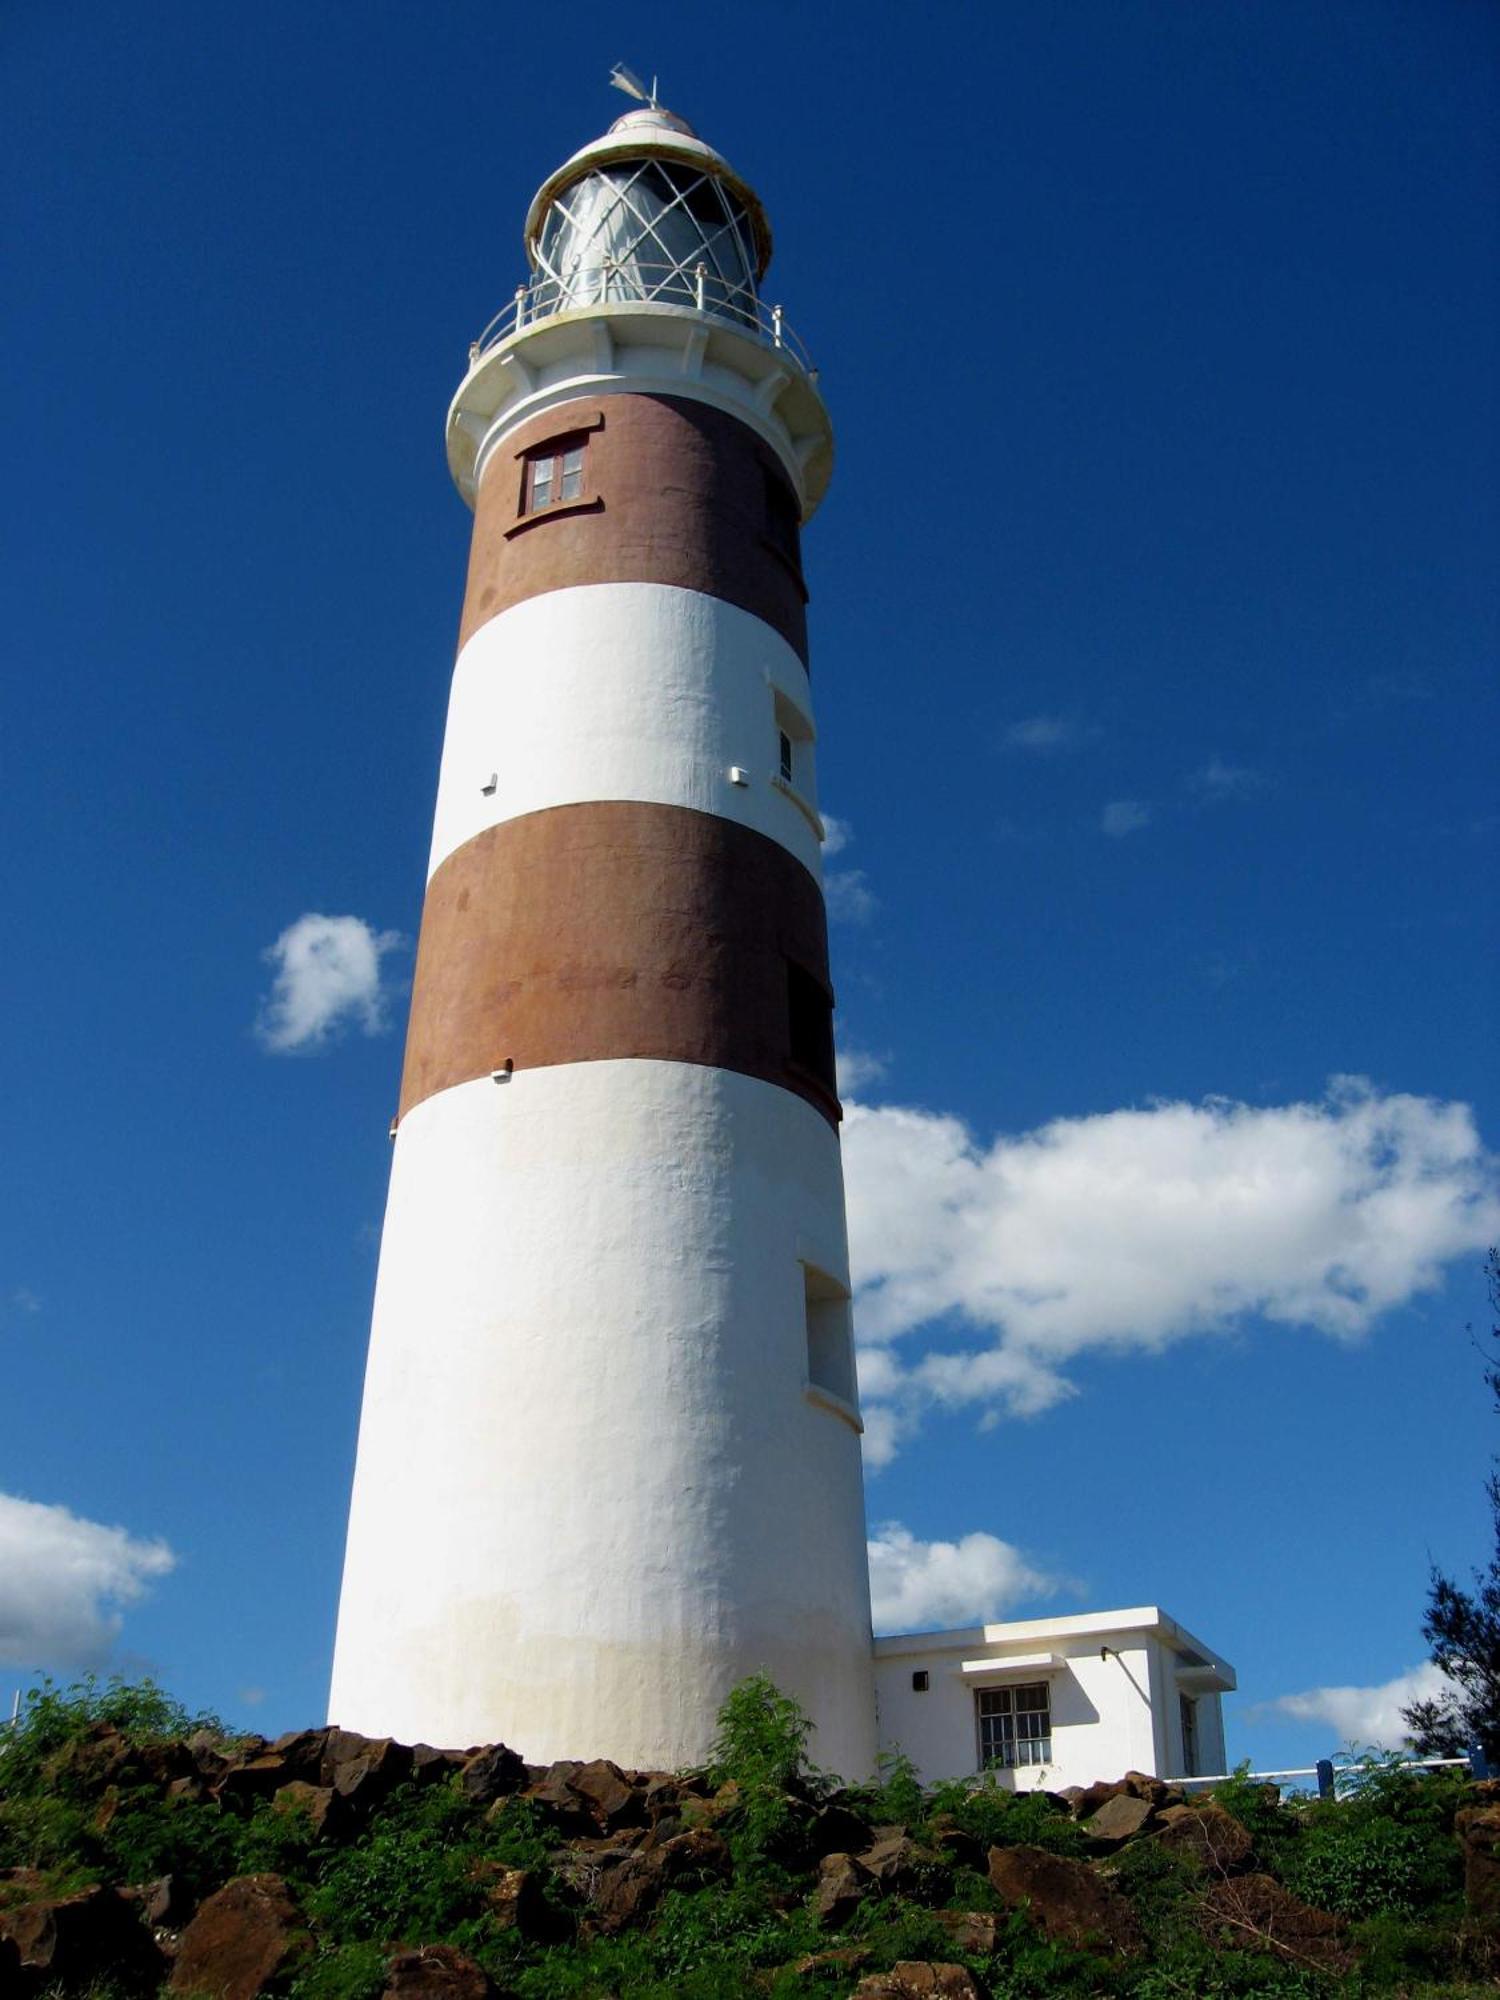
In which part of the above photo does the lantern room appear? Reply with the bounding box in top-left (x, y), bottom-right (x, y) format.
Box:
top-left (522, 107), bottom-right (772, 327)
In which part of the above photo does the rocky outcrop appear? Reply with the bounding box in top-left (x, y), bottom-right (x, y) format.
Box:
top-left (813, 1851), bottom-right (874, 1926)
top-left (1082, 1789), bottom-right (1156, 1844)
top-left (987, 1841), bottom-right (1142, 1953)
top-left (382, 1942), bottom-right (494, 1997)
top-left (1200, 1871), bottom-right (1352, 1974)
top-left (850, 1964), bottom-right (983, 1998)
top-left (0, 1882), bottom-right (161, 1991)
top-left (169, 1873), bottom-right (310, 1998)
top-left (9, 1707), bottom-right (1489, 1994)
top-left (1154, 1799), bottom-right (1255, 1872)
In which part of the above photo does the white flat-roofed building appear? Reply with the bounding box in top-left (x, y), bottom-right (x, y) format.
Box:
top-left (873, 1607), bottom-right (1236, 1790)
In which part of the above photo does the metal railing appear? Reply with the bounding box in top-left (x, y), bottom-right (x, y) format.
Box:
top-left (469, 262), bottom-right (813, 373)
top-left (1170, 1747), bottom-right (1490, 1801)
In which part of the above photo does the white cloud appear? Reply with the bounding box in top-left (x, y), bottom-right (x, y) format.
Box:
top-left (843, 1078), bottom-right (1498, 1460)
top-left (1101, 799), bottom-right (1152, 837)
top-left (1262, 1662), bottom-right (1456, 1750)
top-left (256, 913), bottom-right (403, 1054)
top-left (0, 1493), bottom-right (176, 1670)
top-left (867, 1522), bottom-right (1062, 1634)
top-left (837, 1044), bottom-right (889, 1096)
top-left (825, 870), bottom-right (877, 925)
top-left (821, 814), bottom-right (853, 858)
top-left (1189, 758), bottom-right (1265, 802)
top-left (1005, 714), bottom-right (1099, 753)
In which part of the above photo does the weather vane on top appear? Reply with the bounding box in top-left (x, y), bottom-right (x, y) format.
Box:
top-left (609, 62), bottom-right (661, 111)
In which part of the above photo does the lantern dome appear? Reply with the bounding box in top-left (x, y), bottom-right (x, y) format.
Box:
top-left (522, 109), bottom-right (772, 327)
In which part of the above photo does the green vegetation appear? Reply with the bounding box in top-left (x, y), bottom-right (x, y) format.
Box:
top-left (0, 1678), bottom-right (1495, 1996)
top-left (1404, 1249), bottom-right (1500, 1765)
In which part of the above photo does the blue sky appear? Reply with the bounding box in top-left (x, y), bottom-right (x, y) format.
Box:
top-left (3, 0), bottom-right (1496, 1777)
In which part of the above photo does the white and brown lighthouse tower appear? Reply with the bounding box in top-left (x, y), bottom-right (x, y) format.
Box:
top-left (329, 92), bottom-right (877, 1777)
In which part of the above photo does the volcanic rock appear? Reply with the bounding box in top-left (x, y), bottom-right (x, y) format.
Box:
top-left (987, 1842), bottom-right (1141, 1952)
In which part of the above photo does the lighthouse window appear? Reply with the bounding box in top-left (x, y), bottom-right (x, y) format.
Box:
top-left (779, 730), bottom-right (794, 784)
top-left (804, 1264), bottom-right (856, 1406)
top-left (786, 961), bottom-right (835, 1095)
top-left (522, 440), bottom-right (588, 515)
top-left (764, 469), bottom-right (801, 567)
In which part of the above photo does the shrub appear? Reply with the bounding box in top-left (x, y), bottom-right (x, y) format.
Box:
top-left (98, 1794), bottom-right (241, 1905)
top-left (652, 1880), bottom-right (817, 1979)
top-left (1, 1675), bottom-right (223, 1780)
top-left (1209, 1764), bottom-right (1298, 1865)
top-left (306, 1779), bottom-right (493, 1950)
top-left (855, 1746), bottom-right (925, 1830)
top-left (708, 1674), bottom-right (820, 1794)
top-left (927, 1773), bottom-right (1089, 1857)
top-left (291, 1940), bottom-right (390, 2000)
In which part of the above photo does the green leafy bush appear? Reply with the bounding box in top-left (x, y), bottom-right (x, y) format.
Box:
top-left (290, 1939), bottom-right (390, 2000)
top-left (0, 1675), bottom-right (225, 1788)
top-left (306, 1779), bottom-right (493, 1950)
top-left (927, 1772), bottom-right (1089, 1856)
top-left (708, 1673), bottom-right (820, 1794)
top-left (97, 1794), bottom-right (241, 1905)
top-left (854, 1746), bottom-right (926, 1829)
top-left (1210, 1764), bottom-right (1299, 1865)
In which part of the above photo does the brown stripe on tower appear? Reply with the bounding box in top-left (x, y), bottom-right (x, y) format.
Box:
top-left (397, 802), bottom-right (839, 1127)
top-left (458, 394), bottom-right (809, 661)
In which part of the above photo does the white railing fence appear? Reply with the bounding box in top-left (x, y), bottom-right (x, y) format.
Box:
top-left (1171, 1748), bottom-right (1489, 1800)
top-left (468, 262), bottom-right (812, 373)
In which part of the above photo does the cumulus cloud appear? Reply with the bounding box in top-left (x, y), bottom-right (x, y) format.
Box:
top-left (837, 1044), bottom-right (889, 1096)
top-left (0, 1493), bottom-right (176, 1670)
top-left (256, 913), bottom-right (403, 1054)
top-left (1004, 713), bottom-right (1099, 753)
top-left (821, 814), bottom-right (853, 858)
top-left (843, 1078), bottom-right (1498, 1460)
top-left (1189, 758), bottom-right (1266, 802)
top-left (1262, 1662), bottom-right (1456, 1750)
top-left (867, 1522), bottom-right (1062, 1634)
top-left (1101, 799), bottom-right (1152, 838)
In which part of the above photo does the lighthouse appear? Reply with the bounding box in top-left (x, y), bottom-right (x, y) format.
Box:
top-left (328, 89), bottom-right (877, 1779)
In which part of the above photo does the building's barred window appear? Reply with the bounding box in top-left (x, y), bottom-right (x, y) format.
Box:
top-left (524, 442), bottom-right (587, 514)
top-left (976, 1682), bottom-right (1052, 1769)
top-left (1179, 1693), bottom-right (1199, 1777)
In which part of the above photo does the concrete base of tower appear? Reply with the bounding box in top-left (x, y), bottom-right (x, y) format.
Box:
top-left (328, 1059), bottom-right (877, 1781)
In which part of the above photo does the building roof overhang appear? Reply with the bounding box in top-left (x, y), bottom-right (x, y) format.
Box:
top-left (873, 1606), bottom-right (1237, 1693)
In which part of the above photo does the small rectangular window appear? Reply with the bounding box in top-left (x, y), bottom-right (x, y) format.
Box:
top-left (764, 468), bottom-right (801, 566)
top-left (521, 437), bottom-right (589, 516)
top-left (976, 1682), bottom-right (1052, 1770)
top-left (779, 729), bottom-right (794, 784)
top-left (786, 961), bottom-right (835, 1095)
top-left (1179, 1693), bottom-right (1199, 1777)
top-left (912, 1670), bottom-right (930, 1693)
top-left (804, 1264), bottom-right (855, 1405)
